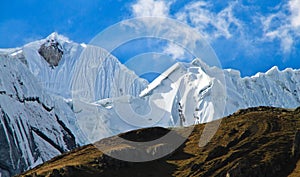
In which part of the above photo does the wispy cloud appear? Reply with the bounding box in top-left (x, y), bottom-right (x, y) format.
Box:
top-left (289, 0), bottom-right (300, 29)
top-left (129, 0), bottom-right (300, 70)
top-left (261, 0), bottom-right (300, 54)
top-left (131, 0), bottom-right (172, 17)
top-left (175, 1), bottom-right (243, 42)
top-left (163, 43), bottom-right (185, 60)
top-left (129, 0), bottom-right (199, 62)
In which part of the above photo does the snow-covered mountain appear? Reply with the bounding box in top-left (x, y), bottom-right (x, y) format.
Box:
top-left (1, 32), bottom-right (300, 175)
top-left (0, 56), bottom-right (85, 177)
top-left (73, 59), bottom-right (226, 142)
top-left (138, 58), bottom-right (300, 125)
top-left (0, 33), bottom-right (148, 176)
top-left (5, 32), bottom-right (147, 99)
top-left (81, 58), bottom-right (300, 143)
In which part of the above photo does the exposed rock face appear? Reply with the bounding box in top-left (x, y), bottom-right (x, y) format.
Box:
top-left (38, 39), bottom-right (63, 67)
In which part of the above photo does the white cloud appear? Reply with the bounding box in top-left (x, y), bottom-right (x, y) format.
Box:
top-left (261, 0), bottom-right (300, 54)
top-left (289, 0), bottom-right (300, 28)
top-left (129, 0), bottom-right (244, 61)
top-left (129, 0), bottom-right (204, 61)
top-left (131, 0), bottom-right (171, 17)
top-left (175, 1), bottom-right (243, 42)
top-left (130, 0), bottom-right (243, 41)
top-left (163, 43), bottom-right (185, 60)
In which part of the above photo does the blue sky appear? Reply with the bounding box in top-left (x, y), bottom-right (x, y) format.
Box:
top-left (1, 0), bottom-right (300, 78)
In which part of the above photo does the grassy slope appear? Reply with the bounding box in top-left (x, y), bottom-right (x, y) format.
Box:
top-left (18, 106), bottom-right (300, 177)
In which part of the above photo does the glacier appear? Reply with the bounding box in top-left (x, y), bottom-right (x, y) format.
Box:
top-left (11, 32), bottom-right (148, 99)
top-left (0, 33), bottom-right (148, 176)
top-left (138, 58), bottom-right (300, 124)
top-left (74, 58), bottom-right (300, 143)
top-left (0, 56), bottom-right (85, 177)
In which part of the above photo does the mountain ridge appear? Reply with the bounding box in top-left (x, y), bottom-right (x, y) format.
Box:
top-left (1, 32), bottom-right (148, 99)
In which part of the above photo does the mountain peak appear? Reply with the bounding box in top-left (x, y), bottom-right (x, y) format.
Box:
top-left (191, 58), bottom-right (210, 69)
top-left (266, 66), bottom-right (280, 75)
top-left (46, 32), bottom-right (71, 44)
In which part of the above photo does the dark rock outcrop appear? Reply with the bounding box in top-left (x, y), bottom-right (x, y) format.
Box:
top-left (38, 39), bottom-right (63, 67)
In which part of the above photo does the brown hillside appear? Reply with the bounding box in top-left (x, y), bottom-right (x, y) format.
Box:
top-left (18, 106), bottom-right (300, 177)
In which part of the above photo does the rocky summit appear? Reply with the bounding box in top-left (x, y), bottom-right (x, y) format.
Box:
top-left (17, 106), bottom-right (300, 177)
top-left (38, 39), bottom-right (63, 68)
